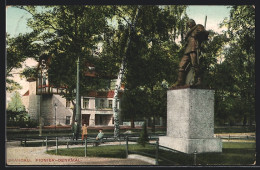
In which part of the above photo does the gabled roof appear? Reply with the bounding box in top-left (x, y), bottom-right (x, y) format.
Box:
top-left (23, 90), bottom-right (29, 96)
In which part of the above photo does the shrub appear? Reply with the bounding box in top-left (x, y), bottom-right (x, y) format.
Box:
top-left (137, 121), bottom-right (149, 147)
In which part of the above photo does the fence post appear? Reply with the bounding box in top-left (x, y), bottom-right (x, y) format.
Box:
top-left (85, 138), bottom-right (87, 157)
top-left (46, 136), bottom-right (48, 151)
top-left (155, 138), bottom-right (159, 165)
top-left (56, 137), bottom-right (58, 154)
top-left (126, 136), bottom-right (128, 158)
top-left (24, 137), bottom-right (27, 147)
top-left (67, 141), bottom-right (69, 149)
top-left (194, 150), bottom-right (197, 165)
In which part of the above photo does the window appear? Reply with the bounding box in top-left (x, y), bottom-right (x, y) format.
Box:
top-left (109, 100), bottom-right (113, 108)
top-left (65, 116), bottom-right (71, 125)
top-left (66, 99), bottom-right (70, 108)
top-left (83, 98), bottom-right (89, 109)
top-left (100, 99), bottom-right (104, 108)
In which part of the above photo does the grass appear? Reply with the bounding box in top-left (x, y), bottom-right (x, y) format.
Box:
top-left (46, 144), bottom-right (157, 159)
top-left (161, 142), bottom-right (256, 165)
top-left (192, 142), bottom-right (255, 166)
top-left (214, 126), bottom-right (255, 134)
top-left (46, 142), bottom-right (256, 165)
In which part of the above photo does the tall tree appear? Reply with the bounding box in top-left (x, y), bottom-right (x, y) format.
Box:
top-left (213, 5), bottom-right (255, 125)
top-left (110, 5), bottom-right (141, 139)
top-left (18, 6), bottom-right (115, 128)
top-left (120, 5), bottom-right (188, 131)
top-left (7, 91), bottom-right (26, 112)
top-left (6, 31), bottom-right (40, 92)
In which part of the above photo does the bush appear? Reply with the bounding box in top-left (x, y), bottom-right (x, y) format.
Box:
top-left (7, 111), bottom-right (38, 128)
top-left (137, 121), bottom-right (149, 147)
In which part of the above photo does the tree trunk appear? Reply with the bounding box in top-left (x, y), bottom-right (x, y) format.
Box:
top-left (131, 115), bottom-right (135, 128)
top-left (152, 114), bottom-right (156, 133)
top-left (71, 101), bottom-right (76, 126)
top-left (243, 115), bottom-right (247, 126)
top-left (113, 6), bottom-right (141, 139)
top-left (113, 60), bottom-right (125, 139)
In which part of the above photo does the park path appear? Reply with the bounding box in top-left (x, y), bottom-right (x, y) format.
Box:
top-left (6, 141), bottom-right (152, 166)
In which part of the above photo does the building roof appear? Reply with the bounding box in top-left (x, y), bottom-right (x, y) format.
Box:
top-left (86, 90), bottom-right (123, 98)
top-left (23, 90), bottom-right (29, 96)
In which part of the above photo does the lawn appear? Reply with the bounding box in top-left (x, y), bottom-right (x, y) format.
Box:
top-left (46, 142), bottom-right (256, 166)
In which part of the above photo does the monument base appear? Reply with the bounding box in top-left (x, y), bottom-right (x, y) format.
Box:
top-left (159, 136), bottom-right (222, 154)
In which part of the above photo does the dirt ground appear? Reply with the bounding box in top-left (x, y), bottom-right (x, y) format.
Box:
top-left (5, 141), bottom-right (153, 166)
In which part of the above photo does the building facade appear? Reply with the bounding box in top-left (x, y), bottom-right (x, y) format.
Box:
top-left (23, 79), bottom-right (122, 127)
top-left (21, 55), bottom-right (164, 128)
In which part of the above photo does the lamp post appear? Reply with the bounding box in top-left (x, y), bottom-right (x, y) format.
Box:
top-left (75, 57), bottom-right (81, 138)
top-left (54, 103), bottom-right (57, 130)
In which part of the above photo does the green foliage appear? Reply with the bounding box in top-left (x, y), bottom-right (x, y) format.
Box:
top-left (15, 5), bottom-right (188, 130)
top-left (16, 6), bottom-right (118, 124)
top-left (6, 32), bottom-right (40, 75)
top-left (137, 121), bottom-right (149, 147)
top-left (6, 32), bottom-right (40, 92)
top-left (6, 91), bottom-right (37, 128)
top-left (7, 110), bottom-right (38, 128)
top-left (7, 91), bottom-right (26, 112)
top-left (6, 79), bottom-right (22, 92)
top-left (189, 5), bottom-right (255, 126)
top-left (20, 66), bottom-right (38, 79)
top-left (121, 89), bottom-right (147, 122)
top-left (213, 5), bottom-right (255, 126)
top-left (11, 5), bottom-right (255, 127)
top-left (120, 5), bottom-right (187, 129)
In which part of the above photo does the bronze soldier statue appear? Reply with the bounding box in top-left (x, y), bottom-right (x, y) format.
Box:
top-left (172, 19), bottom-right (209, 88)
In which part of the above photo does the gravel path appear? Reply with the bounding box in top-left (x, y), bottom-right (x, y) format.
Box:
top-left (6, 141), bottom-right (153, 166)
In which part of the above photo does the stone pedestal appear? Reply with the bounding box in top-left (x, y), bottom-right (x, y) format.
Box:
top-left (159, 88), bottom-right (222, 154)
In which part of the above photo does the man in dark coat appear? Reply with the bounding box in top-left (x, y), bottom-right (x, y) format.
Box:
top-left (172, 19), bottom-right (209, 87)
top-left (72, 121), bottom-right (79, 140)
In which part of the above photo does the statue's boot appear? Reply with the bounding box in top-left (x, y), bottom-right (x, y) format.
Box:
top-left (171, 71), bottom-right (186, 88)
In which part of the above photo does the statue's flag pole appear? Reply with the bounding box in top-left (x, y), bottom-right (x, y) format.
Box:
top-left (204, 16), bottom-right (207, 29)
top-left (197, 15), bottom-right (208, 65)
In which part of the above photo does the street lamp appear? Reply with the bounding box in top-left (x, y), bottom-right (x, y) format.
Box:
top-left (75, 57), bottom-right (81, 137)
top-left (54, 103), bottom-right (57, 130)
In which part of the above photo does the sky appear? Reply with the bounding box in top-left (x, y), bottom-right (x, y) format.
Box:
top-left (6, 5), bottom-right (231, 37)
top-left (186, 5), bottom-right (230, 33)
top-left (5, 5), bottom-right (231, 102)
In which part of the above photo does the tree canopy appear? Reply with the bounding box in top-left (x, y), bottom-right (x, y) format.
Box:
top-left (6, 5), bottom-right (255, 128)
top-left (214, 5), bottom-right (255, 125)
